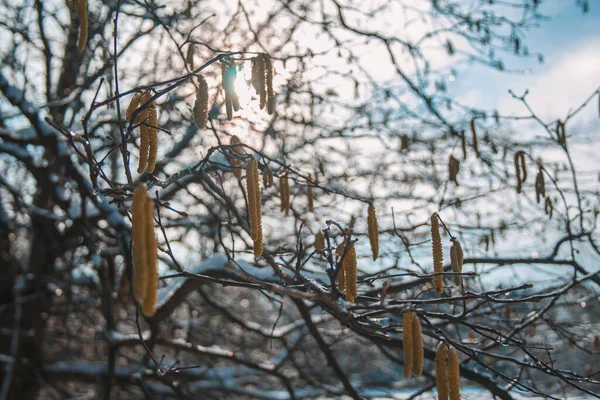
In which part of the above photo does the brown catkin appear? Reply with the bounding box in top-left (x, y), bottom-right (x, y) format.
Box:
top-left (136, 91), bottom-right (152, 174)
top-left (535, 169), bottom-right (545, 204)
top-left (280, 175), bottom-right (290, 214)
top-left (246, 159), bottom-right (263, 257)
top-left (545, 197), bottom-right (553, 218)
top-left (401, 134), bottom-right (409, 151)
top-left (367, 204), bottom-right (379, 261)
top-left (126, 93), bottom-right (143, 122)
top-left (132, 185), bottom-right (148, 303)
top-left (460, 130), bottom-right (467, 160)
top-left (471, 118), bottom-right (479, 157)
top-left (307, 174), bottom-right (314, 212)
top-left (146, 101), bottom-right (158, 174)
top-left (436, 342), bottom-right (450, 400)
top-left (514, 151), bottom-right (528, 194)
top-left (344, 242), bottom-right (357, 303)
top-left (263, 165), bottom-right (274, 188)
top-left (193, 75), bottom-right (209, 128)
top-left (74, 0), bottom-right (88, 53)
top-left (402, 311), bottom-right (415, 378)
top-left (228, 135), bottom-right (243, 179)
top-left (447, 346), bottom-right (461, 400)
top-left (431, 213), bottom-right (444, 294)
top-left (264, 55), bottom-right (275, 115)
top-left (450, 238), bottom-right (463, 287)
top-left (412, 314), bottom-right (424, 376)
top-left (594, 336), bottom-right (600, 351)
top-left (315, 231), bottom-right (325, 254)
top-left (186, 43), bottom-right (195, 70)
top-left (335, 242), bottom-right (346, 293)
top-left (448, 155), bottom-right (460, 185)
top-left (142, 199), bottom-right (158, 317)
top-left (252, 56), bottom-right (267, 109)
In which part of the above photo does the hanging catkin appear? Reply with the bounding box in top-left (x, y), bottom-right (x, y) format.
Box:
top-left (222, 62), bottom-right (239, 120)
top-left (264, 55), bottom-right (275, 115)
top-left (514, 151), bottom-right (527, 194)
top-left (401, 134), bottom-right (409, 151)
top-left (436, 343), bottom-right (450, 400)
top-left (263, 164), bottom-right (274, 188)
top-left (142, 199), bottom-right (158, 317)
top-left (193, 75), bottom-right (209, 128)
top-left (126, 93), bottom-right (143, 122)
top-left (402, 311), bottom-right (415, 378)
top-left (132, 186), bottom-right (149, 303)
top-left (450, 238), bottom-right (463, 287)
top-left (460, 130), bottom-right (467, 160)
top-left (280, 175), bottom-right (290, 214)
top-left (431, 213), bottom-right (444, 294)
top-left (228, 135), bottom-right (244, 179)
top-left (344, 242), bottom-right (358, 303)
top-left (335, 242), bottom-right (346, 293)
top-left (470, 118), bottom-right (479, 157)
top-left (74, 0), bottom-right (88, 53)
top-left (146, 101), bottom-right (159, 174)
top-left (367, 204), bottom-right (379, 261)
top-left (246, 159), bottom-right (263, 257)
top-left (412, 314), bottom-right (424, 376)
top-left (251, 55), bottom-right (266, 109)
top-left (535, 169), bottom-right (545, 204)
top-left (594, 336), bottom-right (600, 351)
top-left (447, 346), bottom-right (461, 400)
top-left (307, 174), bottom-right (314, 212)
top-left (186, 43), bottom-right (195, 70)
top-left (545, 197), bottom-right (553, 218)
top-left (448, 155), bottom-right (460, 185)
top-left (315, 231), bottom-right (325, 254)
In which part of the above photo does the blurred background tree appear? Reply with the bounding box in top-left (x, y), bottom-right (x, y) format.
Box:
top-left (0, 0), bottom-right (598, 399)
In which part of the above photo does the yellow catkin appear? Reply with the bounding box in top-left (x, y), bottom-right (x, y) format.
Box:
top-left (431, 213), bottom-right (444, 294)
top-left (246, 159), bottom-right (263, 257)
top-left (470, 118), bottom-right (479, 157)
top-left (307, 174), bottom-right (314, 212)
top-left (315, 231), bottom-right (325, 254)
top-left (136, 91), bottom-right (152, 174)
top-left (193, 75), bottom-right (209, 129)
top-left (280, 175), bottom-right (290, 214)
top-left (142, 199), bottom-right (158, 317)
top-left (344, 242), bottom-right (357, 303)
top-left (146, 101), bottom-right (158, 174)
top-left (228, 135), bottom-right (243, 179)
top-left (126, 93), bottom-right (143, 122)
top-left (335, 242), bottom-right (346, 293)
top-left (412, 314), bottom-right (424, 376)
top-left (367, 204), bottom-right (379, 261)
top-left (263, 165), bottom-right (274, 188)
top-left (264, 55), bottom-right (275, 115)
top-left (436, 343), bottom-right (449, 400)
top-left (132, 185), bottom-right (149, 304)
top-left (186, 43), bottom-right (195, 70)
top-left (535, 169), bottom-right (545, 204)
top-left (402, 311), bottom-right (415, 378)
top-left (447, 346), bottom-right (461, 400)
top-left (74, 0), bottom-right (88, 53)
top-left (450, 238), bottom-right (463, 287)
top-left (448, 155), bottom-right (460, 185)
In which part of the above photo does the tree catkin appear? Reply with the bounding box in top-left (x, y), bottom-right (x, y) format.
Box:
top-left (142, 198), bottom-right (158, 317)
top-left (193, 75), bottom-right (209, 129)
top-left (252, 55), bottom-right (266, 109)
top-left (594, 335), bottom-right (600, 351)
top-left (450, 238), bottom-right (463, 287)
top-left (403, 311), bottom-right (415, 378)
top-left (344, 242), bottom-right (357, 303)
top-left (447, 346), bottom-right (461, 400)
top-left (545, 197), bottom-right (553, 218)
top-left (307, 174), bottom-right (314, 212)
top-left (535, 169), bottom-right (545, 204)
top-left (412, 314), bottom-right (424, 376)
top-left (280, 175), bottom-right (290, 214)
top-left (263, 165), bottom-right (274, 188)
top-left (126, 93), bottom-right (143, 122)
top-left (186, 43), bottom-right (195, 70)
top-left (367, 204), bottom-right (379, 261)
top-left (222, 62), bottom-right (239, 120)
top-left (471, 118), bottom-right (479, 157)
top-left (228, 135), bottom-right (243, 179)
top-left (436, 342), bottom-right (450, 400)
top-left (448, 155), bottom-right (460, 185)
top-left (264, 55), bottom-right (275, 115)
top-left (460, 130), bottom-right (467, 160)
top-left (74, 0), bottom-right (88, 53)
top-left (146, 101), bottom-right (159, 174)
top-left (431, 213), bottom-right (444, 294)
top-left (315, 231), bottom-right (325, 254)
top-left (132, 186), bottom-right (149, 303)
top-left (246, 159), bottom-right (263, 257)
top-left (514, 151), bottom-right (527, 194)
top-left (335, 242), bottom-right (346, 293)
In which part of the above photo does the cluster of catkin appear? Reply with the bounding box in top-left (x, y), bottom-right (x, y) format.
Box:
top-left (222, 62), bottom-right (241, 120)
top-left (127, 91), bottom-right (159, 174)
top-left (336, 236), bottom-right (358, 303)
top-left (367, 204), bottom-right (379, 261)
top-left (251, 54), bottom-right (275, 115)
top-left (193, 75), bottom-right (209, 128)
top-left (435, 342), bottom-right (461, 400)
top-left (402, 311), bottom-right (424, 378)
top-left (74, 0), bottom-right (88, 53)
top-left (131, 185), bottom-right (158, 317)
top-left (246, 159), bottom-right (263, 257)
top-left (514, 151), bottom-right (527, 194)
top-left (431, 213), bottom-right (444, 294)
